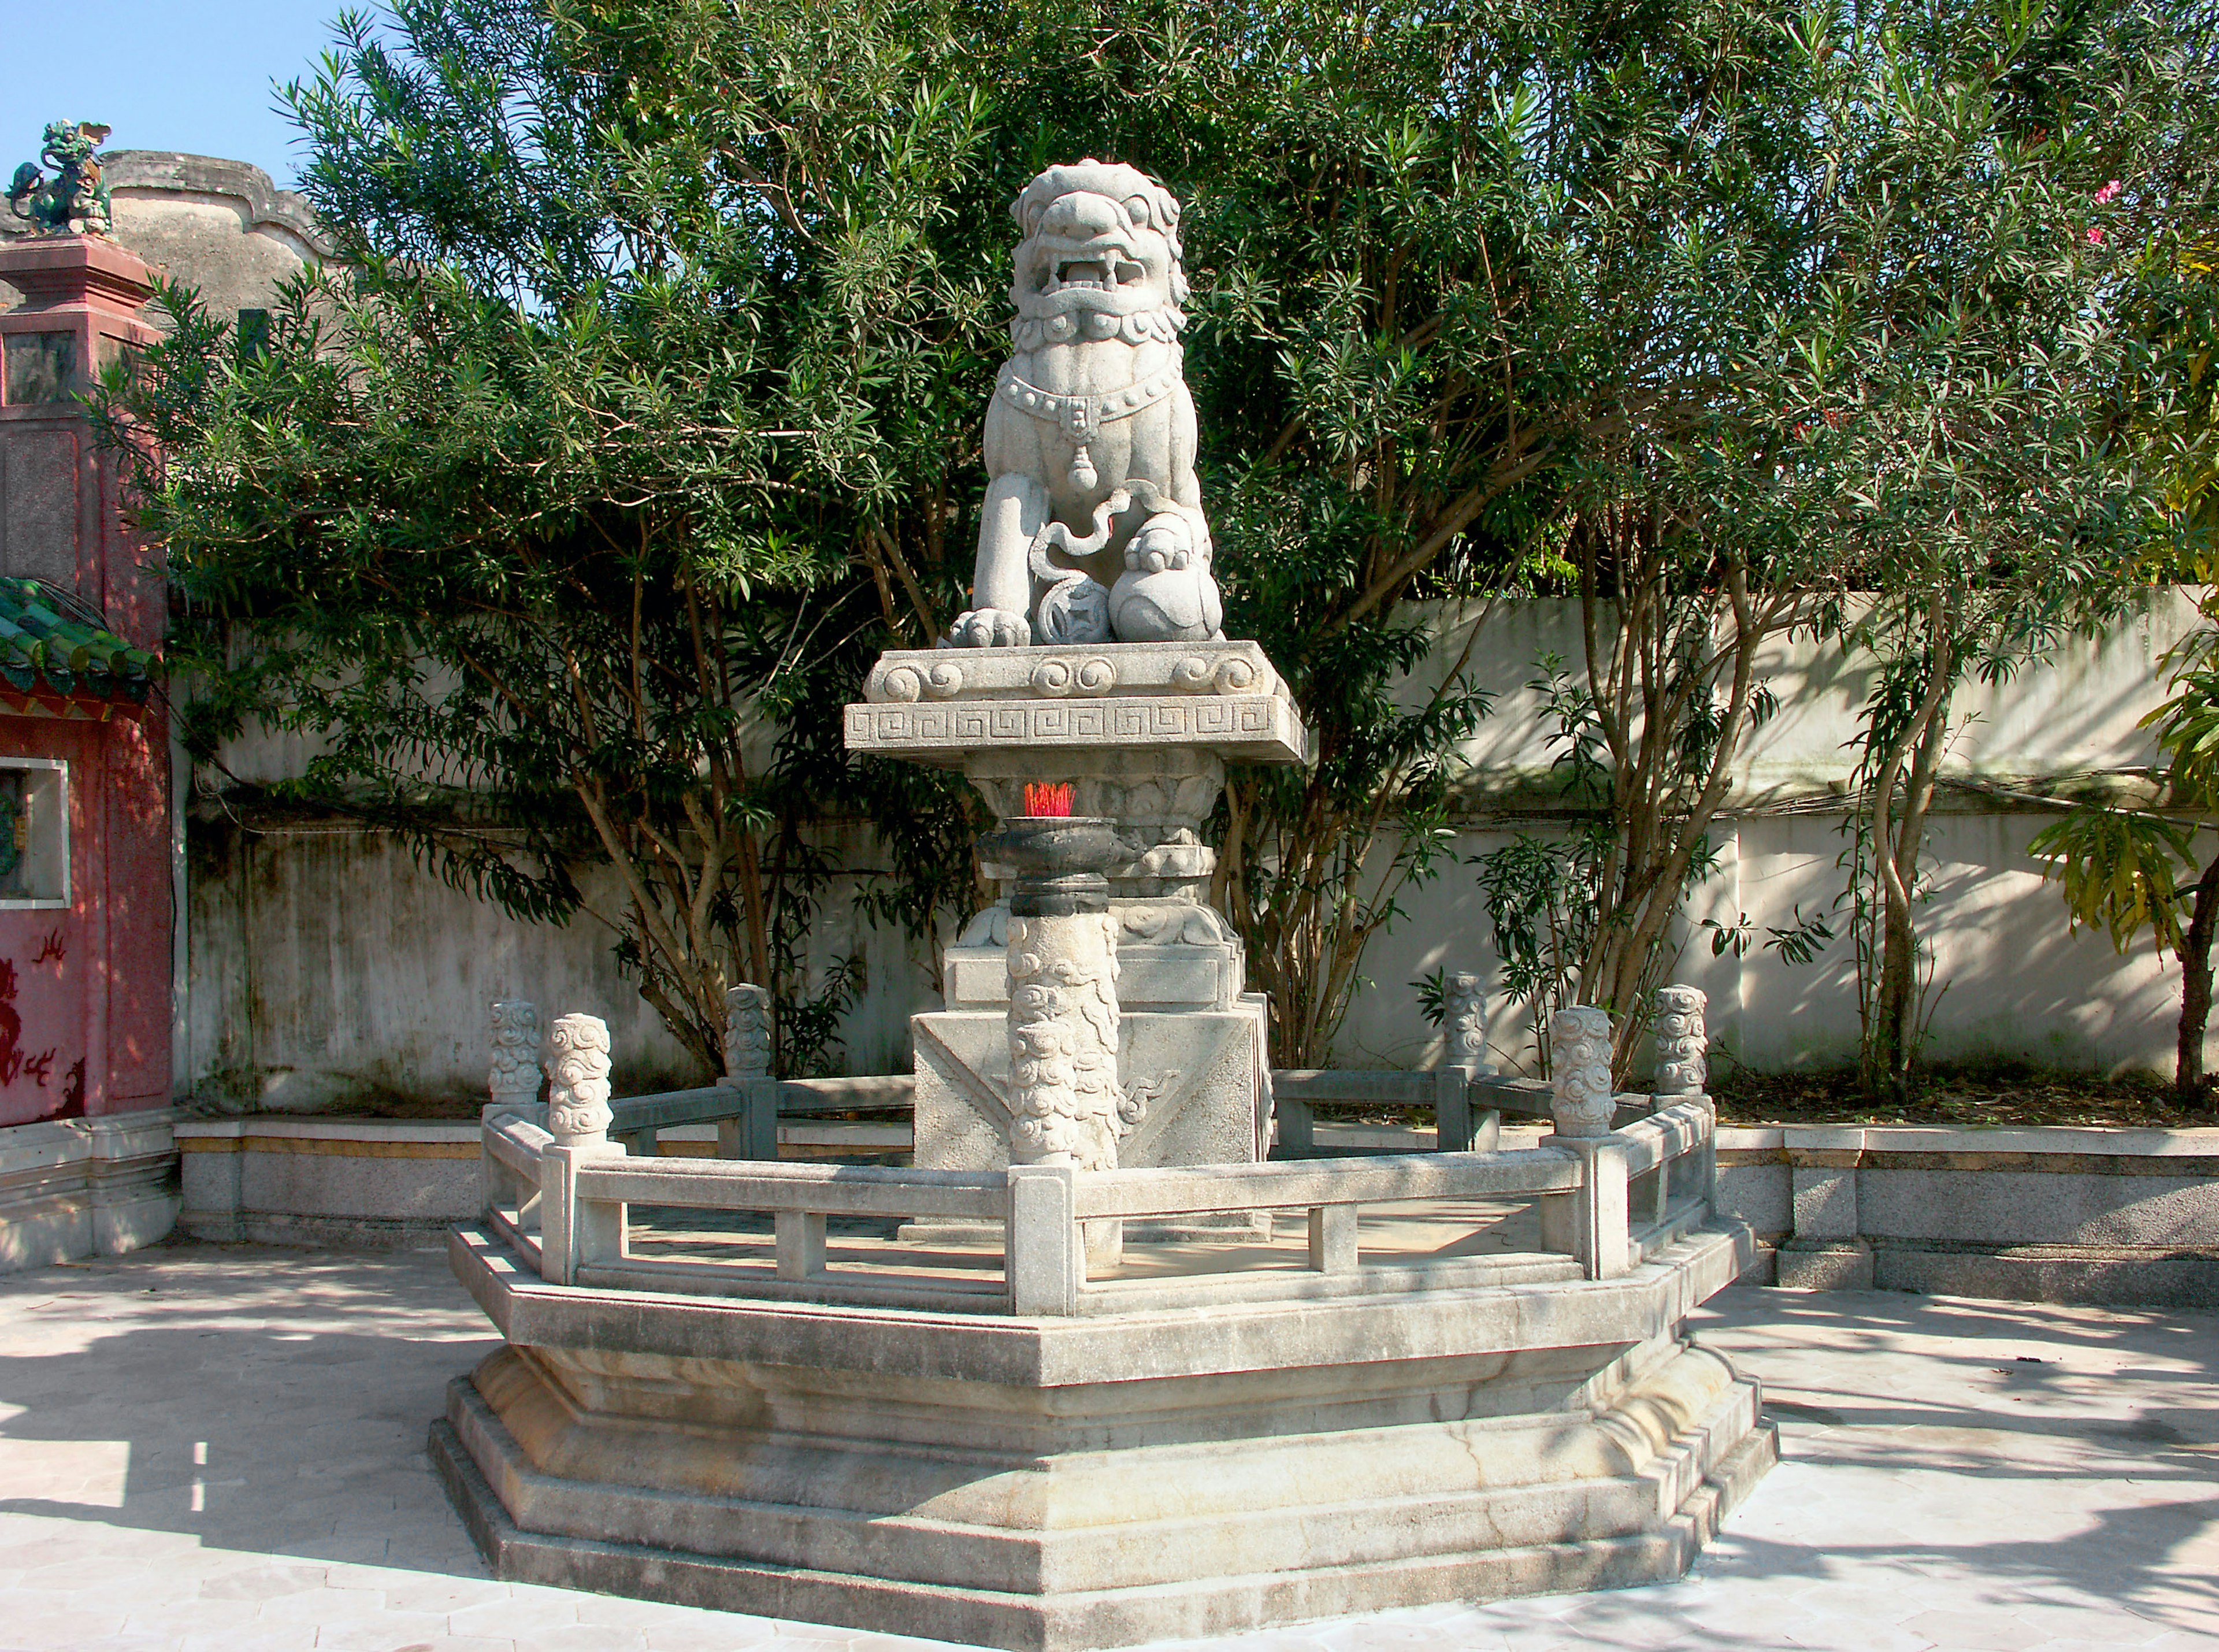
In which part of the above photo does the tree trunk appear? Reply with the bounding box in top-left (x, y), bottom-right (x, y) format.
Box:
top-left (1872, 883), bottom-right (1920, 1107)
top-left (2175, 850), bottom-right (2219, 1107)
top-left (1861, 602), bottom-right (1958, 1107)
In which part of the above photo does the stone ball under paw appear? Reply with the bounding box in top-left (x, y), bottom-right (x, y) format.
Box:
top-left (1109, 565), bottom-right (1223, 642)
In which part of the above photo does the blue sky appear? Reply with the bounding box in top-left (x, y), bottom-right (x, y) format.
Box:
top-left (8, 1), bottom-right (347, 190)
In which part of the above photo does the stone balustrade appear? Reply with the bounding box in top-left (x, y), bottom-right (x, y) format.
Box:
top-left (449, 986), bottom-right (1764, 1647)
top-left (478, 991), bottom-right (1720, 1315)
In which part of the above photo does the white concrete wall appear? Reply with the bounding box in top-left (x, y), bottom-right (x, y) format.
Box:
top-left (185, 815), bottom-right (937, 1105)
top-left (185, 589), bottom-right (2207, 1100)
top-left (1413, 589), bottom-right (2185, 799)
top-left (1355, 588), bottom-right (2200, 1078)
top-left (1353, 808), bottom-right (2192, 1078)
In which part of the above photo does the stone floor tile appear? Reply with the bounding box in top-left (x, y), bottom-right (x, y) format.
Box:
top-left (176, 1630), bottom-right (334, 1652)
top-left (121, 1598), bottom-right (270, 1639)
top-left (509, 1627), bottom-right (651, 1652)
top-left (571, 1595), bottom-right (728, 1630)
top-left (1778, 1623), bottom-right (1941, 1652)
top-left (198, 1564), bottom-right (332, 1603)
top-left (445, 1595), bottom-right (582, 1638)
top-left (0, 1610), bottom-right (138, 1649)
top-left (311, 1609), bottom-right (457, 1648)
top-left (361, 1572), bottom-right (515, 1614)
top-left (2005, 1603), bottom-right (2180, 1645)
top-left (7, 1251), bottom-right (2218, 1652)
top-left (1309, 1620), bottom-right (1496, 1650)
top-left (636, 1623), bottom-right (793, 1652)
top-left (248, 1588), bottom-right (388, 1626)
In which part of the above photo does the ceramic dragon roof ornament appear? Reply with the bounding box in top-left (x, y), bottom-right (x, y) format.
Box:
top-left (947, 160), bottom-right (1224, 649)
top-left (8, 122), bottom-right (113, 237)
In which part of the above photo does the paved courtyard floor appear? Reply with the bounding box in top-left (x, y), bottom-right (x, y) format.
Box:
top-left (1, 1243), bottom-right (2214, 1652)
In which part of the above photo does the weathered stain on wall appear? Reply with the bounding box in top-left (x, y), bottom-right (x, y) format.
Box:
top-left (184, 813), bottom-right (938, 1108)
top-left (183, 591), bottom-right (2209, 1102)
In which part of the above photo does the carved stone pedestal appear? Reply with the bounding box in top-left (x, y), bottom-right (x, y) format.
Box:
top-left (846, 641), bottom-right (1304, 1226)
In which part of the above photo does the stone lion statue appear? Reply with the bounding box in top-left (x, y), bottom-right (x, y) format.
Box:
top-left (947, 159), bottom-right (1223, 648)
top-left (6, 121), bottom-right (113, 237)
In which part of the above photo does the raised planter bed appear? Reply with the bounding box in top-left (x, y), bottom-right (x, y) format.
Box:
top-left (1716, 1124), bottom-right (2219, 1306)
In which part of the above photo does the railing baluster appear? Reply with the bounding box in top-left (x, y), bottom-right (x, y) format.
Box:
top-left (717, 985), bottom-right (781, 1160)
top-left (484, 997), bottom-right (542, 1223)
top-left (775, 1209), bottom-right (828, 1280)
top-left (1007, 1163), bottom-right (1081, 1315)
top-left (1307, 1204), bottom-right (1358, 1272)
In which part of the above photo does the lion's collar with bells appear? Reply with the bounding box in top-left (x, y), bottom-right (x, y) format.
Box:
top-left (996, 360), bottom-right (1181, 441)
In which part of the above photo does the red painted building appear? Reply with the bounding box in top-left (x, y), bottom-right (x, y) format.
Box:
top-left (0, 235), bottom-right (169, 1130)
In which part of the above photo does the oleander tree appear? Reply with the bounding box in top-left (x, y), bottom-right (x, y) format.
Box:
top-left (2029, 239), bottom-right (2219, 1111)
top-left (100, 0), bottom-right (1012, 1076)
top-left (99, 0), bottom-right (2219, 1088)
top-left (1779, 1), bottom-right (2219, 1103)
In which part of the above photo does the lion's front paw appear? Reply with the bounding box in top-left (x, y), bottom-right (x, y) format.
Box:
top-left (947, 608), bottom-right (1032, 648)
top-left (1126, 514), bottom-right (1195, 574)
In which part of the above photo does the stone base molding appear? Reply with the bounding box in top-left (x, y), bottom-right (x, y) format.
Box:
top-left (0, 1109), bottom-right (178, 1274)
top-left (435, 1219), bottom-right (1772, 1651)
top-left (177, 1118), bottom-right (481, 1248)
top-left (1715, 1124), bottom-right (2219, 1306)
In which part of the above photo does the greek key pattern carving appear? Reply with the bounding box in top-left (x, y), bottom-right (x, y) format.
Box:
top-left (1653, 985), bottom-right (1708, 1096)
top-left (1549, 1006), bottom-right (1616, 1138)
top-left (848, 695), bottom-right (1283, 747)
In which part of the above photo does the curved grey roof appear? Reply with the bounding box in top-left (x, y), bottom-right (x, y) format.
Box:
top-left (102, 151), bottom-right (336, 258)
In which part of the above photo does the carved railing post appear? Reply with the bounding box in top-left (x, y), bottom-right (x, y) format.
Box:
top-left (1652, 985), bottom-right (1715, 1212)
top-left (723, 984), bottom-right (772, 1079)
top-left (483, 997), bottom-right (543, 1224)
top-left (1653, 986), bottom-right (1708, 1096)
top-left (1548, 1007), bottom-right (1616, 1138)
top-left (488, 999), bottom-right (543, 1113)
top-left (541, 1012), bottom-right (622, 1285)
top-left (1540, 1005), bottom-right (1628, 1279)
top-left (1435, 971), bottom-right (1492, 1152)
top-left (1444, 973), bottom-right (1488, 1070)
top-left (717, 984), bottom-right (778, 1160)
top-left (547, 1014), bottom-right (614, 1146)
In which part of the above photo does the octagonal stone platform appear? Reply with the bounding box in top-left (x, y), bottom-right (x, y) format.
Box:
top-left (431, 1215), bottom-right (1774, 1651)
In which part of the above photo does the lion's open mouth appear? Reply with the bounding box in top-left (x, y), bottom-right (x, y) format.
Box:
top-left (1041, 254), bottom-right (1148, 293)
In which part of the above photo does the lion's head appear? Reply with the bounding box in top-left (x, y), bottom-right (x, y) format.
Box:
top-left (1008, 159), bottom-right (1186, 337)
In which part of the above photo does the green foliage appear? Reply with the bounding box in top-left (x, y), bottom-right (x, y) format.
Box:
top-left (1736, 0), bottom-right (2219, 1098)
top-left (97, 0), bottom-right (2219, 1082)
top-left (2031, 808), bottom-right (2197, 955)
top-left (101, 0), bottom-right (1018, 1075)
top-left (1702, 905), bottom-right (1838, 967)
top-left (2032, 612), bottom-right (2219, 963)
top-left (1470, 824), bottom-right (1612, 1074)
top-left (2032, 596), bottom-right (2219, 1103)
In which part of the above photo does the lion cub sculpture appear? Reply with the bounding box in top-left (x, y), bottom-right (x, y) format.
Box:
top-left (947, 160), bottom-right (1223, 649)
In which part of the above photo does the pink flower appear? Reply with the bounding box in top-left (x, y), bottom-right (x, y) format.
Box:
top-left (2094, 179), bottom-right (2122, 205)
top-left (2087, 226), bottom-right (2105, 245)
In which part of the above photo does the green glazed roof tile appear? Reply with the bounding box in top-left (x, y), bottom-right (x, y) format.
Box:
top-left (0, 578), bottom-right (159, 704)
